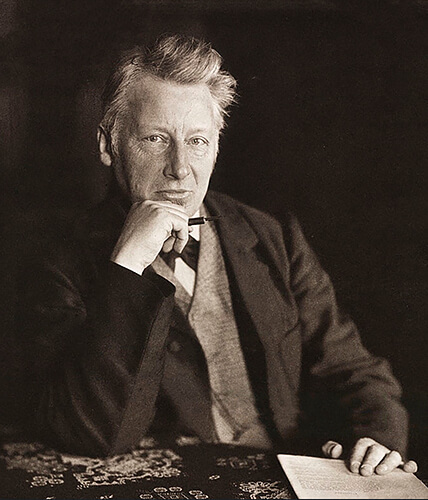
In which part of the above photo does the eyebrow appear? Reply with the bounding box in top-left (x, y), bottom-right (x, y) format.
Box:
top-left (135, 125), bottom-right (216, 136)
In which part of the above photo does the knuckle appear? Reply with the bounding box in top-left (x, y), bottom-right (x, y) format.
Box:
top-left (366, 444), bottom-right (377, 454)
top-left (152, 206), bottom-right (167, 219)
top-left (359, 437), bottom-right (375, 446)
top-left (151, 202), bottom-right (162, 211)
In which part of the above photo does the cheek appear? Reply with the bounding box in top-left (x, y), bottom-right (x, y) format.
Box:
top-left (194, 167), bottom-right (214, 203)
top-left (124, 149), bottom-right (161, 181)
top-left (193, 147), bottom-right (216, 173)
top-left (193, 158), bottom-right (214, 183)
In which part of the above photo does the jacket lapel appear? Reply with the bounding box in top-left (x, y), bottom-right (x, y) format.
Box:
top-left (205, 193), bottom-right (295, 346)
top-left (205, 192), bottom-right (302, 441)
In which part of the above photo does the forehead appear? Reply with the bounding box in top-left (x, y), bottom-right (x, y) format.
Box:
top-left (124, 74), bottom-right (218, 130)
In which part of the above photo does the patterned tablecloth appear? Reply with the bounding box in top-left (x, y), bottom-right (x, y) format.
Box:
top-left (0, 436), bottom-right (295, 499)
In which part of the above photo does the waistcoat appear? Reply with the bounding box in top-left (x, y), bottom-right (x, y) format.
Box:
top-left (152, 218), bottom-right (271, 448)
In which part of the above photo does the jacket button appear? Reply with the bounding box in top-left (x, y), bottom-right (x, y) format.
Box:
top-left (168, 340), bottom-right (182, 353)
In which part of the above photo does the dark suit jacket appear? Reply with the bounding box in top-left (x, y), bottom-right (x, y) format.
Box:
top-left (18, 191), bottom-right (408, 457)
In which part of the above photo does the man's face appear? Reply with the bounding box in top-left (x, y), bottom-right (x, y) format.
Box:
top-left (112, 74), bottom-right (220, 216)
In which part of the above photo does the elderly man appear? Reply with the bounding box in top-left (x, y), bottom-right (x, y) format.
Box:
top-left (20, 34), bottom-right (416, 476)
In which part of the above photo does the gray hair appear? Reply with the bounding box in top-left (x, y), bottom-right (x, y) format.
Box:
top-left (100, 34), bottom-right (238, 150)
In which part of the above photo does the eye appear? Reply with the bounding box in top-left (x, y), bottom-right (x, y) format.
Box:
top-left (145, 135), bottom-right (165, 143)
top-left (188, 137), bottom-right (208, 147)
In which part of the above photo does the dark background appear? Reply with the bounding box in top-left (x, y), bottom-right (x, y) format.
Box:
top-left (1, 0), bottom-right (427, 475)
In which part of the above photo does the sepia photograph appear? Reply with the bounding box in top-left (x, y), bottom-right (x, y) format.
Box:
top-left (0, 0), bottom-right (427, 498)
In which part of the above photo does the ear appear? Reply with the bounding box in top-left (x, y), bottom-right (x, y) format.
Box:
top-left (97, 126), bottom-right (113, 167)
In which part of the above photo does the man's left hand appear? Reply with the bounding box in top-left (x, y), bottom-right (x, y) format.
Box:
top-left (322, 438), bottom-right (418, 476)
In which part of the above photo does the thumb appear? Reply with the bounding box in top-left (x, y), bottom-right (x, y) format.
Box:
top-left (322, 440), bottom-right (343, 459)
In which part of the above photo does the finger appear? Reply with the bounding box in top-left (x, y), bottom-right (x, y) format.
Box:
top-left (375, 450), bottom-right (402, 475)
top-left (137, 201), bottom-right (189, 228)
top-left (360, 444), bottom-right (391, 476)
top-left (162, 235), bottom-right (175, 254)
top-left (163, 218), bottom-right (189, 254)
top-left (172, 228), bottom-right (189, 254)
top-left (168, 215), bottom-right (190, 254)
top-left (145, 199), bottom-right (188, 211)
top-left (146, 200), bottom-right (189, 219)
top-left (349, 437), bottom-right (377, 474)
top-left (402, 460), bottom-right (418, 474)
top-left (322, 441), bottom-right (343, 459)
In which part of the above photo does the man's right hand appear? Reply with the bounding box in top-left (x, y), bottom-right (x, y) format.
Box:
top-left (110, 200), bottom-right (189, 275)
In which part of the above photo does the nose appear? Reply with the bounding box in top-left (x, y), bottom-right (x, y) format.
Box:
top-left (164, 142), bottom-right (190, 180)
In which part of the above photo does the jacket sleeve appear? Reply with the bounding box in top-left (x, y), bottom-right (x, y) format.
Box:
top-left (19, 250), bottom-right (175, 457)
top-left (284, 214), bottom-right (408, 456)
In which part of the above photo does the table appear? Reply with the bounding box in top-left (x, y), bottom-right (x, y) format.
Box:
top-left (0, 436), bottom-right (295, 499)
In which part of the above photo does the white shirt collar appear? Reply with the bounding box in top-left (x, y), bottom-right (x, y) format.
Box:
top-left (190, 209), bottom-right (201, 241)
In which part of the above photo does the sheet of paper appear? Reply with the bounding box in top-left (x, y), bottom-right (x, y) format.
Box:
top-left (277, 454), bottom-right (428, 499)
